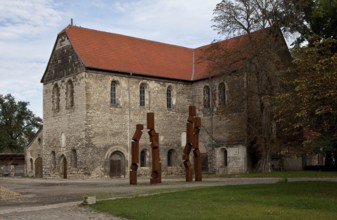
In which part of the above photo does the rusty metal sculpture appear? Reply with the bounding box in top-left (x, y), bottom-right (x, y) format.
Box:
top-left (130, 124), bottom-right (144, 185)
top-left (183, 106), bottom-right (202, 182)
top-left (147, 112), bottom-right (162, 184)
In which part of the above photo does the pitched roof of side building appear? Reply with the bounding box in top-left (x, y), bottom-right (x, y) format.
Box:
top-left (42, 25), bottom-right (279, 82)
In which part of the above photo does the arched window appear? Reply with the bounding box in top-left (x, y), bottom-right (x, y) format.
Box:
top-left (167, 149), bottom-right (176, 167)
top-left (222, 148), bottom-right (228, 167)
top-left (203, 85), bottom-right (210, 108)
top-left (30, 158), bottom-right (33, 171)
top-left (111, 81), bottom-right (117, 106)
top-left (61, 133), bottom-right (66, 148)
top-left (51, 151), bottom-right (56, 170)
top-left (71, 149), bottom-right (77, 168)
top-left (139, 83), bottom-right (146, 107)
top-left (218, 83), bottom-right (226, 106)
top-left (52, 84), bottom-right (60, 112)
top-left (140, 149), bottom-right (148, 167)
top-left (166, 86), bottom-right (172, 109)
top-left (66, 80), bottom-right (74, 108)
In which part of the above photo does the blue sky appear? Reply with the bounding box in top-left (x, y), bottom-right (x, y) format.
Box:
top-left (0, 0), bottom-right (220, 117)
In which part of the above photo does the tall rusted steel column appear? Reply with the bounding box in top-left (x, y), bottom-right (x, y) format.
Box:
top-left (193, 116), bottom-right (202, 181)
top-left (130, 124), bottom-right (143, 185)
top-left (183, 106), bottom-right (202, 182)
top-left (147, 112), bottom-right (161, 184)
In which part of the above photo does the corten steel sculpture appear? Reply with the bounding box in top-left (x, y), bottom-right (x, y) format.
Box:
top-left (183, 106), bottom-right (202, 182)
top-left (130, 124), bottom-right (144, 185)
top-left (193, 116), bottom-right (202, 181)
top-left (147, 112), bottom-right (162, 184)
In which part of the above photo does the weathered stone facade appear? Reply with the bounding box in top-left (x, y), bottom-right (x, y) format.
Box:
top-left (37, 25), bottom-right (290, 178)
top-left (25, 128), bottom-right (43, 177)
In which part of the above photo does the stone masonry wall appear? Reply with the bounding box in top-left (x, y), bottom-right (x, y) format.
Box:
top-left (25, 130), bottom-right (43, 177)
top-left (191, 71), bottom-right (247, 173)
top-left (42, 72), bottom-right (87, 178)
top-left (84, 71), bottom-right (192, 177)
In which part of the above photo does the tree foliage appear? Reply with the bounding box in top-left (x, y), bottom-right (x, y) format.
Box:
top-left (0, 94), bottom-right (42, 153)
top-left (302, 0), bottom-right (337, 40)
top-left (275, 37), bottom-right (337, 153)
top-left (212, 0), bottom-right (337, 44)
top-left (211, 0), bottom-right (337, 170)
top-left (273, 0), bottom-right (337, 154)
top-left (212, 0), bottom-right (307, 41)
top-left (211, 0), bottom-right (295, 171)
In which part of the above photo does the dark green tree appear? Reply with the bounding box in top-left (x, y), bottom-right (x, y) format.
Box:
top-left (302, 0), bottom-right (337, 40)
top-left (273, 0), bottom-right (337, 158)
top-left (275, 37), bottom-right (337, 153)
top-left (0, 94), bottom-right (42, 153)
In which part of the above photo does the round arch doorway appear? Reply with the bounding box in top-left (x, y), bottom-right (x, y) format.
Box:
top-left (109, 151), bottom-right (126, 178)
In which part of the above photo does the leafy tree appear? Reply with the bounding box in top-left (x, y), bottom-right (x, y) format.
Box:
top-left (0, 94), bottom-right (42, 153)
top-left (275, 37), bottom-right (337, 153)
top-left (211, 0), bottom-right (295, 172)
top-left (211, 0), bottom-right (337, 171)
top-left (302, 0), bottom-right (337, 41)
top-left (212, 0), bottom-right (308, 40)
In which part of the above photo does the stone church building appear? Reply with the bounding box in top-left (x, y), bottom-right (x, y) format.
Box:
top-left (27, 25), bottom-right (291, 178)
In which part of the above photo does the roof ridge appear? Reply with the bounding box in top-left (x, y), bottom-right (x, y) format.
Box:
top-left (63, 25), bottom-right (194, 50)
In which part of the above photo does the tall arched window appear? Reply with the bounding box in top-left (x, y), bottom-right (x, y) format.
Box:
top-left (140, 83), bottom-right (146, 107)
top-left (30, 158), bottom-right (33, 171)
top-left (166, 86), bottom-right (172, 109)
top-left (218, 83), bottom-right (226, 106)
top-left (51, 151), bottom-right (56, 170)
top-left (66, 80), bottom-right (74, 108)
top-left (111, 81), bottom-right (117, 106)
top-left (222, 148), bottom-right (228, 167)
top-left (167, 149), bottom-right (176, 167)
top-left (203, 85), bottom-right (210, 108)
top-left (52, 84), bottom-right (60, 112)
top-left (140, 149), bottom-right (148, 167)
top-left (71, 149), bottom-right (77, 168)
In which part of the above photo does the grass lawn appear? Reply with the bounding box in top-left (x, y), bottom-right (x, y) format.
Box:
top-left (91, 181), bottom-right (337, 220)
top-left (205, 170), bottom-right (337, 178)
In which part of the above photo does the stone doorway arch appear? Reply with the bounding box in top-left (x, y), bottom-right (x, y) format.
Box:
top-left (60, 155), bottom-right (67, 179)
top-left (109, 151), bottom-right (125, 178)
top-left (34, 157), bottom-right (43, 178)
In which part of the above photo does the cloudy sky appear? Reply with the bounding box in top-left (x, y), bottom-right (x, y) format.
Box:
top-left (0, 0), bottom-right (221, 118)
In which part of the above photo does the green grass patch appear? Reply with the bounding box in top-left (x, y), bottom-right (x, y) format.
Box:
top-left (91, 181), bottom-right (337, 220)
top-left (205, 170), bottom-right (337, 178)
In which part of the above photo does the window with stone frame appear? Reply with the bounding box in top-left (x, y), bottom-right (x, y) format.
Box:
top-left (140, 149), bottom-right (148, 167)
top-left (110, 81), bottom-right (117, 106)
top-left (203, 85), bottom-right (210, 108)
top-left (66, 80), bottom-right (74, 108)
top-left (52, 84), bottom-right (60, 112)
top-left (51, 151), bottom-right (56, 170)
top-left (218, 82), bottom-right (226, 106)
top-left (166, 86), bottom-right (173, 109)
top-left (71, 149), bottom-right (77, 168)
top-left (139, 83), bottom-right (146, 107)
top-left (167, 149), bottom-right (176, 167)
top-left (30, 158), bottom-right (33, 171)
top-left (222, 148), bottom-right (228, 167)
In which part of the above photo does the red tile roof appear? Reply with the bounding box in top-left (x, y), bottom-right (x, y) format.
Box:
top-left (64, 26), bottom-right (194, 80)
top-left (47, 25), bottom-right (276, 81)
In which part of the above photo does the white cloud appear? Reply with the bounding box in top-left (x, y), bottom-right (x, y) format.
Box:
top-left (70, 0), bottom-right (220, 47)
top-left (0, 0), bottom-right (64, 117)
top-left (0, 0), bottom-right (221, 118)
top-left (0, 0), bottom-right (63, 40)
